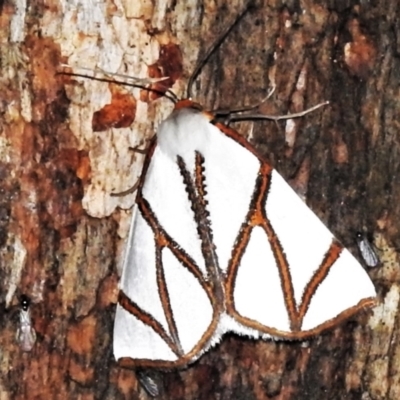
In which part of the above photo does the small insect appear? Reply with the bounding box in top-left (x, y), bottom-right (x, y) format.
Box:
top-left (16, 295), bottom-right (37, 352)
top-left (356, 232), bottom-right (379, 268)
top-left (136, 370), bottom-right (162, 397)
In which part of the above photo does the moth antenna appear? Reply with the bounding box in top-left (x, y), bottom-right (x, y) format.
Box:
top-left (212, 85), bottom-right (276, 120)
top-left (187, 1), bottom-right (255, 100)
top-left (228, 101), bottom-right (329, 123)
top-left (58, 64), bottom-right (179, 104)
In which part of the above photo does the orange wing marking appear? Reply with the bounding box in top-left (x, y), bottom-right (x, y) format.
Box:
top-left (296, 240), bottom-right (342, 329)
top-left (118, 291), bottom-right (182, 356)
top-left (154, 244), bottom-right (184, 355)
top-left (225, 163), bottom-right (298, 328)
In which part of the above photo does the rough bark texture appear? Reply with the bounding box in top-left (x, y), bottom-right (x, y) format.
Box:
top-left (0, 0), bottom-right (398, 399)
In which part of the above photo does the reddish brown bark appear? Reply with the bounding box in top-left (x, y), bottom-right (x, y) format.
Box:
top-left (0, 1), bottom-right (398, 399)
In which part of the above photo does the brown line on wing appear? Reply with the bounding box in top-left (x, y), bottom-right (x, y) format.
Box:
top-left (194, 152), bottom-right (206, 199)
top-left (118, 295), bottom-right (375, 370)
top-left (176, 153), bottom-right (224, 305)
top-left (213, 121), bottom-right (266, 163)
top-left (118, 290), bottom-right (182, 357)
top-left (225, 221), bottom-right (253, 310)
top-left (136, 191), bottom-right (216, 355)
top-left (255, 165), bottom-right (299, 330)
top-left (124, 148), bottom-right (223, 366)
top-left (135, 191), bottom-right (212, 355)
top-left (137, 194), bottom-right (209, 290)
top-left (226, 163), bottom-right (299, 330)
top-left (154, 244), bottom-right (184, 356)
top-left (225, 163), bottom-right (270, 308)
top-left (296, 239), bottom-right (343, 330)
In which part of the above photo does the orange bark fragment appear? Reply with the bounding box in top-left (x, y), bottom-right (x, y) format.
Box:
top-left (141, 43), bottom-right (183, 101)
top-left (67, 314), bottom-right (96, 354)
top-left (92, 89), bottom-right (136, 131)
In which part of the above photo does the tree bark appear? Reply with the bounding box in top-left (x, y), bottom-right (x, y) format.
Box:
top-left (0, 0), bottom-right (398, 399)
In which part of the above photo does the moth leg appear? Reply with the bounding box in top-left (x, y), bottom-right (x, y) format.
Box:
top-left (110, 180), bottom-right (140, 197)
top-left (128, 144), bottom-right (148, 155)
top-left (110, 144), bottom-right (149, 197)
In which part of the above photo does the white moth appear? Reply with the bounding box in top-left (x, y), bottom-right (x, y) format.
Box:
top-left (113, 102), bottom-right (376, 369)
top-left (109, 2), bottom-right (376, 375)
top-left (16, 295), bottom-right (37, 352)
top-left (356, 232), bottom-right (379, 268)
